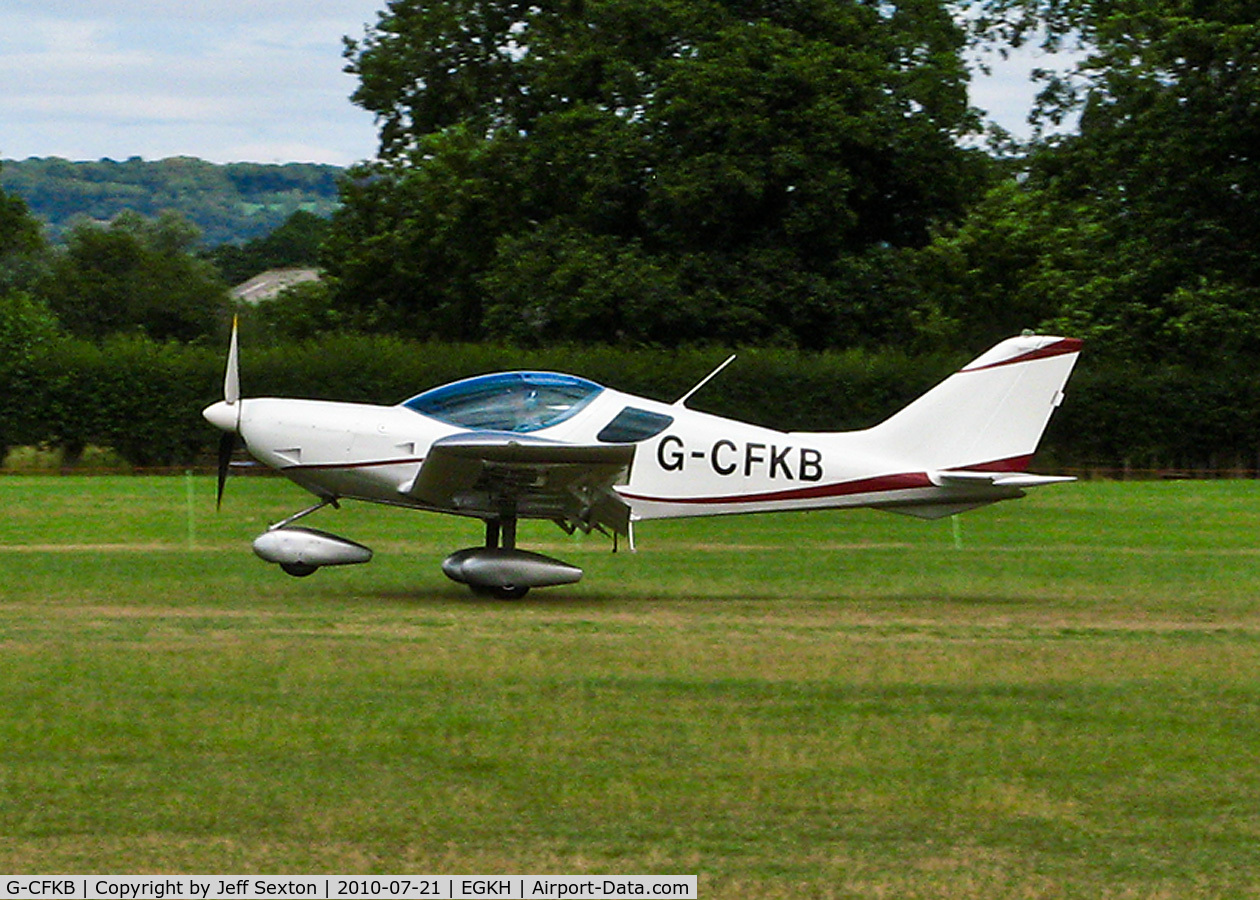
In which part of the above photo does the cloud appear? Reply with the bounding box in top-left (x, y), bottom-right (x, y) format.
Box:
top-left (5, 0), bottom-right (375, 25)
top-left (0, 0), bottom-right (382, 164)
top-left (967, 32), bottom-right (1085, 139)
top-left (3, 1), bottom-right (1075, 163)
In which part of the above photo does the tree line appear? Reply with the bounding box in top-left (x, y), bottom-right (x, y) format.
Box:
top-left (0, 157), bottom-right (341, 246)
top-left (325, 0), bottom-right (1260, 366)
top-left (6, 333), bottom-right (1258, 473)
top-left (3, 0), bottom-right (1260, 469)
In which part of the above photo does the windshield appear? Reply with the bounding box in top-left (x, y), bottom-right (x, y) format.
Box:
top-left (401, 372), bottom-right (604, 433)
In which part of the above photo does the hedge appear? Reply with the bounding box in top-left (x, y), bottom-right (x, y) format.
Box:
top-left (2, 334), bottom-right (1257, 472)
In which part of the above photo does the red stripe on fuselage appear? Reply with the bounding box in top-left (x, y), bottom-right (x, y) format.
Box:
top-left (620, 456), bottom-right (1034, 506)
top-left (620, 472), bottom-right (933, 507)
top-left (642, 471), bottom-right (933, 506)
top-left (279, 456), bottom-right (426, 472)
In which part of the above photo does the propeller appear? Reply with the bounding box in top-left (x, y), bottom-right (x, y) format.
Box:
top-left (208, 317), bottom-right (242, 510)
top-left (216, 431), bottom-right (237, 510)
top-left (224, 314), bottom-right (240, 405)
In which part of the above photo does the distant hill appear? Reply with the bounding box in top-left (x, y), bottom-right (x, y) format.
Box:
top-left (0, 156), bottom-right (343, 246)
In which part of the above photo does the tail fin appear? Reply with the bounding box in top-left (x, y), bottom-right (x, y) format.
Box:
top-left (863, 335), bottom-right (1082, 472)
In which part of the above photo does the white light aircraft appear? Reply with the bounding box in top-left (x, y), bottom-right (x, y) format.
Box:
top-left (203, 328), bottom-right (1081, 598)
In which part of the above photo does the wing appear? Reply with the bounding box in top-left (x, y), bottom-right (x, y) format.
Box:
top-left (402, 432), bottom-right (636, 534)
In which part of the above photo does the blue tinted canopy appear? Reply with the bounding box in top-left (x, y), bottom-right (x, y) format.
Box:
top-left (402, 372), bottom-right (605, 433)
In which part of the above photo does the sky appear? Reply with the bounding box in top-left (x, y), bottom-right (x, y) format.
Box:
top-left (1, 0), bottom-right (1056, 167)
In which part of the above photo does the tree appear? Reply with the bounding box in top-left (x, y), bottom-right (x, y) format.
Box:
top-left (945, 0), bottom-right (1260, 364)
top-left (332, 0), bottom-right (991, 347)
top-left (0, 162), bottom-right (50, 298)
top-left (41, 212), bottom-right (229, 343)
top-left (0, 166), bottom-right (55, 358)
top-left (0, 167), bottom-right (59, 455)
top-left (323, 127), bottom-right (525, 337)
top-left (246, 280), bottom-right (344, 344)
top-left (206, 210), bottom-right (332, 286)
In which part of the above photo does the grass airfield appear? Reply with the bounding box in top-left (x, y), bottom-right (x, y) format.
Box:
top-left (2, 476), bottom-right (1260, 898)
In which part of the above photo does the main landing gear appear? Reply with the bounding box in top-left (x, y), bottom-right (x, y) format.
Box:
top-left (441, 514), bottom-right (583, 599)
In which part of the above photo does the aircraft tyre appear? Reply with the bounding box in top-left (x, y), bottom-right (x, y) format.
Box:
top-left (281, 562), bottom-right (319, 577)
top-left (472, 584), bottom-right (530, 600)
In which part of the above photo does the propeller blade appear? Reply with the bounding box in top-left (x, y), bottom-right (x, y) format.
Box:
top-left (217, 430), bottom-right (236, 510)
top-left (224, 315), bottom-right (240, 404)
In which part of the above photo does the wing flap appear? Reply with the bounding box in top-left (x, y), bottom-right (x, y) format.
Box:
top-left (403, 433), bottom-right (635, 533)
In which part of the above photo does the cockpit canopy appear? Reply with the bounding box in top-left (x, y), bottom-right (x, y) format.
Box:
top-left (401, 372), bottom-right (604, 433)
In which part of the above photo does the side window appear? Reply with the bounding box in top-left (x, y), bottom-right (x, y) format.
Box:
top-left (597, 407), bottom-right (675, 443)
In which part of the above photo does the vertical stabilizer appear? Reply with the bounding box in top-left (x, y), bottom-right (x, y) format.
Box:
top-left (863, 335), bottom-right (1081, 472)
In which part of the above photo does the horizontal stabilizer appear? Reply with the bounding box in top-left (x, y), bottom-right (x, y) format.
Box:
top-left (931, 470), bottom-right (1076, 489)
top-left (884, 469), bottom-right (1073, 520)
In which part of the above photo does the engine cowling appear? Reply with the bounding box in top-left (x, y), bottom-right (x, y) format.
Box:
top-left (252, 526), bottom-right (373, 576)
